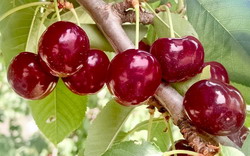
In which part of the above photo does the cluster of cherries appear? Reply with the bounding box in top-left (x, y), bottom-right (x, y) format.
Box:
top-left (7, 20), bottom-right (248, 148)
top-left (8, 21), bottom-right (110, 99)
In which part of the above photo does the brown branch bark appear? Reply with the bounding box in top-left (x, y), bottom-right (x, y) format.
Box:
top-left (76, 0), bottom-right (239, 155)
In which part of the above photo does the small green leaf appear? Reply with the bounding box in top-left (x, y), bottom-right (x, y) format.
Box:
top-left (153, 11), bottom-right (198, 38)
top-left (116, 118), bottom-right (170, 152)
top-left (84, 100), bottom-right (134, 156)
top-left (29, 80), bottom-right (88, 145)
top-left (102, 141), bottom-right (162, 156)
top-left (221, 145), bottom-right (245, 156)
top-left (172, 66), bottom-right (211, 96)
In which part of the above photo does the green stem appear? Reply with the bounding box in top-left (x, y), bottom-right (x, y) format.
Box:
top-left (70, 8), bottom-right (81, 26)
top-left (53, 0), bottom-right (61, 21)
top-left (147, 110), bottom-right (154, 142)
top-left (25, 6), bottom-right (40, 51)
top-left (166, 119), bottom-right (176, 154)
top-left (0, 2), bottom-right (51, 22)
top-left (166, 6), bottom-right (175, 38)
top-left (164, 150), bottom-right (200, 156)
top-left (177, 0), bottom-right (185, 13)
top-left (135, 4), bottom-right (140, 49)
top-left (143, 2), bottom-right (178, 37)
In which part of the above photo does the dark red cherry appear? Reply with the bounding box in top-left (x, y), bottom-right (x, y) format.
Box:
top-left (139, 40), bottom-right (150, 52)
top-left (184, 79), bottom-right (246, 136)
top-left (170, 140), bottom-right (194, 156)
top-left (150, 36), bottom-right (204, 82)
top-left (63, 49), bottom-right (110, 95)
top-left (38, 21), bottom-right (90, 77)
top-left (7, 52), bottom-right (58, 100)
top-left (106, 49), bottom-right (162, 106)
top-left (228, 126), bottom-right (249, 147)
top-left (203, 61), bottom-right (229, 83)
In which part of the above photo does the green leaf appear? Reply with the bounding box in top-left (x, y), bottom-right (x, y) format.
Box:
top-left (0, 1), bottom-right (38, 67)
top-left (187, 0), bottom-right (250, 87)
top-left (116, 118), bottom-right (170, 152)
top-left (153, 11), bottom-right (198, 38)
top-left (84, 100), bottom-right (134, 156)
top-left (221, 145), bottom-right (245, 156)
top-left (172, 65), bottom-right (211, 96)
top-left (242, 132), bottom-right (250, 155)
top-left (29, 80), bottom-right (88, 145)
top-left (102, 141), bottom-right (162, 156)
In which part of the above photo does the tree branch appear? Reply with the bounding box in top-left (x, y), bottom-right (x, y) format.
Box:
top-left (76, 0), bottom-right (239, 155)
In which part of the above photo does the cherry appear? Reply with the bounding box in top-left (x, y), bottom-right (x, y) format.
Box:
top-left (203, 61), bottom-right (229, 83)
top-left (38, 21), bottom-right (90, 77)
top-left (150, 36), bottom-right (204, 82)
top-left (184, 79), bottom-right (246, 136)
top-left (7, 52), bottom-right (58, 100)
top-left (170, 139), bottom-right (194, 156)
top-left (106, 49), bottom-right (162, 106)
top-left (63, 49), bottom-right (110, 95)
top-left (139, 40), bottom-right (150, 52)
top-left (228, 126), bottom-right (249, 147)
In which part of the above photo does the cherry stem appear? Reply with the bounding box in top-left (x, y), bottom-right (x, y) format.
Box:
top-left (147, 107), bottom-right (155, 142)
top-left (70, 7), bottom-right (81, 26)
top-left (166, 6), bottom-right (175, 38)
top-left (53, 0), bottom-right (62, 21)
top-left (164, 150), bottom-right (200, 156)
top-left (177, 0), bottom-right (185, 13)
top-left (0, 2), bottom-right (51, 22)
top-left (25, 6), bottom-right (40, 51)
top-left (134, 3), bottom-right (140, 49)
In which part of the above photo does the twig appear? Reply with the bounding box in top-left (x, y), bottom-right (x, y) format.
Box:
top-left (76, 0), bottom-right (239, 155)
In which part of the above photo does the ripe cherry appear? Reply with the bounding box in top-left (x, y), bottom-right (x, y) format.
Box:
top-left (228, 126), bottom-right (249, 147)
top-left (184, 80), bottom-right (246, 136)
top-left (63, 49), bottom-right (110, 95)
top-left (7, 52), bottom-right (58, 100)
top-left (150, 36), bottom-right (204, 82)
top-left (139, 40), bottom-right (150, 52)
top-left (38, 21), bottom-right (90, 77)
top-left (203, 61), bottom-right (229, 83)
top-left (106, 49), bottom-right (162, 106)
top-left (170, 139), bottom-right (194, 156)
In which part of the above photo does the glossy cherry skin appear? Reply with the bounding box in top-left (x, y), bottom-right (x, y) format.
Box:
top-left (203, 61), bottom-right (229, 83)
top-left (184, 79), bottom-right (246, 136)
top-left (170, 140), bottom-right (194, 156)
top-left (63, 49), bottom-right (110, 95)
top-left (106, 49), bottom-right (162, 106)
top-left (150, 36), bottom-right (204, 82)
top-left (38, 21), bottom-right (90, 77)
top-left (228, 126), bottom-right (249, 147)
top-left (7, 52), bottom-right (58, 100)
top-left (139, 40), bottom-right (150, 52)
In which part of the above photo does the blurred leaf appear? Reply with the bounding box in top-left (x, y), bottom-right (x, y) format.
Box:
top-left (29, 80), bottom-right (88, 145)
top-left (187, 0), bottom-right (250, 87)
top-left (153, 11), bottom-right (198, 38)
top-left (102, 141), bottom-right (162, 156)
top-left (84, 100), bottom-right (134, 156)
top-left (116, 118), bottom-right (170, 152)
top-left (221, 145), bottom-right (244, 156)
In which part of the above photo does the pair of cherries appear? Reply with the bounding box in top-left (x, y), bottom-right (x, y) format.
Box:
top-left (8, 21), bottom-right (110, 100)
